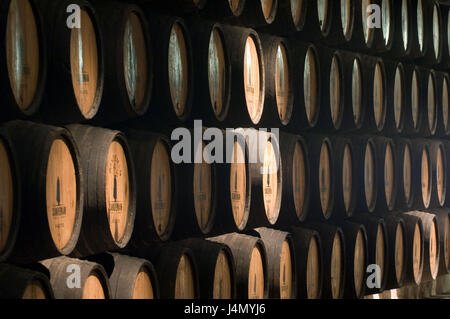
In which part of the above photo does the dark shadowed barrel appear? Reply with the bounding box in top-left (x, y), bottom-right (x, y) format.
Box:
top-left (394, 138), bottom-right (414, 211)
top-left (0, 129), bottom-right (21, 262)
top-left (428, 209), bottom-right (450, 276)
top-left (133, 243), bottom-right (200, 299)
top-left (386, 0), bottom-right (413, 59)
top-left (434, 72), bottom-right (450, 137)
top-left (41, 256), bottom-right (110, 299)
top-left (0, 0), bottom-right (47, 120)
top-left (383, 215), bottom-right (407, 290)
top-left (179, 238), bottom-right (236, 299)
top-left (404, 211), bottom-right (440, 282)
top-left (416, 0), bottom-right (443, 66)
top-left (290, 226), bottom-right (322, 299)
top-left (144, 13), bottom-right (194, 125)
top-left (395, 212), bottom-right (424, 286)
top-left (208, 233), bottom-right (269, 299)
top-left (136, 0), bottom-right (207, 15)
top-left (260, 0), bottom-right (307, 36)
top-left (187, 20), bottom-right (231, 127)
top-left (428, 140), bottom-right (447, 208)
top-left (255, 227), bottom-right (297, 299)
top-left (108, 253), bottom-right (159, 299)
top-left (66, 124), bottom-right (136, 257)
top-left (1, 121), bottom-right (83, 264)
top-left (125, 130), bottom-right (176, 244)
top-left (276, 132), bottom-right (310, 225)
top-left (36, 0), bottom-right (104, 123)
top-left (351, 214), bottom-right (388, 295)
top-left (91, 1), bottom-right (153, 124)
top-left (0, 264), bottom-right (53, 299)
top-left (307, 222), bottom-right (345, 299)
top-left (339, 221), bottom-right (368, 299)
top-left (305, 135), bottom-right (334, 221)
top-left (383, 61), bottom-right (407, 135)
top-left (410, 140), bottom-right (433, 210)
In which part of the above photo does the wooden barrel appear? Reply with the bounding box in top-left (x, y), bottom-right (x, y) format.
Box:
top-left (292, 42), bottom-right (320, 130)
top-left (437, 5), bottom-right (450, 70)
top-left (0, 0), bottom-right (46, 120)
top-left (331, 137), bottom-right (357, 219)
top-left (276, 132), bottom-right (310, 225)
top-left (0, 121), bottom-right (83, 264)
top-left (360, 55), bottom-right (387, 133)
top-left (383, 215), bottom-right (407, 290)
top-left (339, 51), bottom-right (365, 132)
top-left (312, 46), bottom-right (344, 132)
top-left (384, 0), bottom-right (413, 59)
top-left (208, 233), bottom-right (269, 299)
top-left (220, 25), bottom-right (265, 126)
top-left (406, 0), bottom-right (428, 59)
top-left (405, 211), bottom-right (440, 282)
top-left (423, 70), bottom-right (439, 136)
top-left (402, 65), bottom-right (424, 135)
top-left (145, 14), bottom-right (193, 125)
top-left (66, 124), bottom-right (136, 257)
top-left (172, 130), bottom-right (218, 239)
top-left (410, 140), bottom-right (432, 210)
top-left (108, 253), bottom-right (159, 299)
top-left (36, 0), bottom-right (103, 123)
top-left (370, 0), bottom-right (395, 53)
top-left (384, 61), bottom-right (406, 135)
top-left (133, 243), bottom-right (200, 299)
top-left (260, 0), bottom-right (307, 36)
top-left (417, 0), bottom-right (443, 66)
top-left (0, 130), bottom-right (21, 262)
top-left (41, 256), bottom-right (110, 299)
top-left (353, 136), bottom-right (378, 214)
top-left (372, 136), bottom-right (397, 213)
top-left (307, 223), bottom-right (345, 299)
top-left (258, 34), bottom-right (294, 128)
top-left (396, 212), bottom-right (424, 285)
top-left (290, 226), bottom-right (322, 299)
top-left (305, 135), bottom-right (335, 221)
top-left (316, 0), bottom-right (356, 46)
top-left (296, 0), bottom-right (334, 42)
top-left (125, 130), bottom-right (176, 244)
top-left (91, 1), bottom-right (152, 124)
top-left (428, 209), bottom-right (450, 275)
top-left (339, 221), bottom-right (368, 299)
top-left (255, 227), bottom-right (296, 299)
top-left (351, 214), bottom-right (389, 294)
top-left (187, 20), bottom-right (231, 126)
top-left (0, 264), bottom-right (53, 299)
top-left (428, 140), bottom-right (447, 208)
top-left (179, 238), bottom-right (236, 299)
top-left (243, 128), bottom-right (282, 228)
top-left (394, 138), bottom-right (414, 211)
top-left (434, 72), bottom-right (450, 137)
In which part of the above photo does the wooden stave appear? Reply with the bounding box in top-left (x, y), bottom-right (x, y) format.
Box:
top-left (186, 19), bottom-right (232, 126)
top-left (338, 221), bottom-right (369, 299)
top-left (351, 214), bottom-right (389, 295)
top-left (41, 256), bottom-right (110, 299)
top-left (395, 212), bottom-right (424, 286)
top-left (255, 227), bottom-right (297, 299)
top-left (0, 263), bottom-right (54, 299)
top-left (0, 0), bottom-right (47, 120)
top-left (220, 24), bottom-right (265, 127)
top-left (66, 124), bottom-right (136, 257)
top-left (330, 136), bottom-right (357, 219)
top-left (143, 13), bottom-right (194, 126)
top-left (304, 134), bottom-right (335, 221)
top-left (383, 215), bottom-right (407, 290)
top-left (427, 209), bottom-right (450, 275)
top-left (122, 129), bottom-right (176, 245)
top-left (178, 238), bottom-right (237, 299)
top-left (91, 1), bottom-right (153, 125)
top-left (393, 138), bottom-right (415, 212)
top-left (306, 222), bottom-right (346, 299)
top-left (276, 132), bottom-right (310, 225)
top-left (208, 232), bottom-right (269, 299)
top-left (108, 253), bottom-right (159, 299)
top-left (35, 0), bottom-right (104, 124)
top-left (289, 226), bottom-right (323, 299)
top-left (1, 120), bottom-right (83, 264)
top-left (131, 243), bottom-right (200, 299)
top-left (0, 130), bottom-right (22, 262)
top-left (258, 34), bottom-right (295, 129)
top-left (404, 211), bottom-right (440, 282)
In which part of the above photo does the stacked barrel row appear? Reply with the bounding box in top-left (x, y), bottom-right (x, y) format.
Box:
top-left (0, 0), bottom-right (450, 299)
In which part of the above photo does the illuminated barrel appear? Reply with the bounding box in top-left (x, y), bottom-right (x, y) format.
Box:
top-left (416, 0), bottom-right (444, 66)
top-left (260, 0), bottom-right (307, 36)
top-left (383, 215), bottom-right (407, 290)
top-left (434, 72), bottom-right (450, 137)
top-left (0, 0), bottom-right (46, 120)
